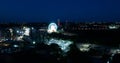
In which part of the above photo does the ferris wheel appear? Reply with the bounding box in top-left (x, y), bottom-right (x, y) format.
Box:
top-left (47, 23), bottom-right (58, 33)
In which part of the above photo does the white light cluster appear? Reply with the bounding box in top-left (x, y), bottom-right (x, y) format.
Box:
top-left (77, 43), bottom-right (91, 52)
top-left (32, 41), bottom-right (36, 44)
top-left (110, 49), bottom-right (120, 54)
top-left (16, 36), bottom-right (23, 41)
top-left (13, 45), bottom-right (19, 48)
top-left (47, 23), bottom-right (58, 33)
top-left (23, 27), bottom-right (30, 36)
top-left (46, 38), bottom-right (73, 52)
top-left (109, 25), bottom-right (119, 29)
top-left (16, 30), bottom-right (24, 35)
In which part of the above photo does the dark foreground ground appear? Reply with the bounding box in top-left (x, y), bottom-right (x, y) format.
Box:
top-left (0, 43), bottom-right (119, 63)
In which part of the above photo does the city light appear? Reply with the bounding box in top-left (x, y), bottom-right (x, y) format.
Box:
top-left (16, 36), bottom-right (23, 41)
top-left (109, 25), bottom-right (119, 29)
top-left (23, 27), bottom-right (30, 36)
top-left (13, 45), bottom-right (19, 48)
top-left (110, 49), bottom-right (120, 54)
top-left (31, 27), bottom-right (34, 30)
top-left (77, 43), bottom-right (91, 52)
top-left (46, 38), bottom-right (73, 52)
top-left (32, 41), bottom-right (36, 44)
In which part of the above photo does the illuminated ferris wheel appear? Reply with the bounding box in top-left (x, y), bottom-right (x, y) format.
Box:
top-left (47, 23), bottom-right (58, 33)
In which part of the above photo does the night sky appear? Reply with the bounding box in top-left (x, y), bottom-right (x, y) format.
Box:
top-left (0, 0), bottom-right (120, 22)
